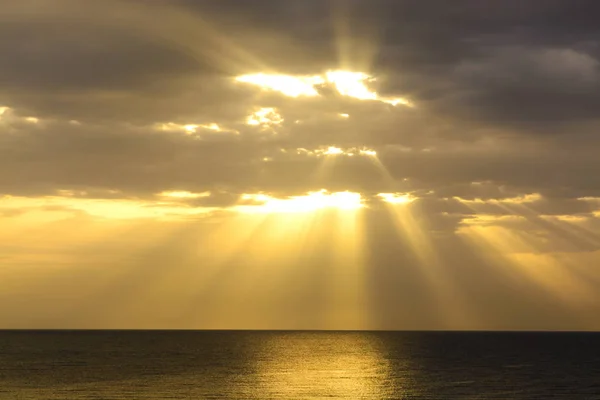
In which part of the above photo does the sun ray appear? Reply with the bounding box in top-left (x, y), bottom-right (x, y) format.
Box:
top-left (181, 190), bottom-right (369, 327)
top-left (326, 203), bottom-right (369, 327)
top-left (311, 147), bottom-right (345, 184)
top-left (455, 195), bottom-right (599, 311)
top-left (306, 146), bottom-right (381, 187)
top-left (331, 0), bottom-right (354, 71)
top-left (362, 151), bottom-right (403, 193)
top-left (378, 194), bottom-right (472, 327)
top-left (542, 216), bottom-right (600, 248)
top-left (13, 1), bottom-right (272, 76)
top-left (330, 0), bottom-right (381, 73)
top-left (458, 194), bottom-right (600, 252)
top-left (458, 222), bottom-right (597, 308)
top-left (495, 201), bottom-right (600, 250)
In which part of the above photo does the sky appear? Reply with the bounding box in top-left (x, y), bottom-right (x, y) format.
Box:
top-left (1, 0), bottom-right (600, 330)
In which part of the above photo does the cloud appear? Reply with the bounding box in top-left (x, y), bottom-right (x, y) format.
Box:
top-left (2, 0), bottom-right (600, 329)
top-left (451, 46), bottom-right (600, 126)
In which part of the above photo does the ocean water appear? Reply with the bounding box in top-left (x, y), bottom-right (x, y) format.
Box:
top-left (0, 331), bottom-right (599, 399)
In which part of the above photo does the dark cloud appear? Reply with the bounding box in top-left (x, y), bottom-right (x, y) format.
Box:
top-left (1, 0), bottom-right (599, 130)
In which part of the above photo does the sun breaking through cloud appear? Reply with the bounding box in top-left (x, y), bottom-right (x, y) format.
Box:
top-left (237, 190), bottom-right (364, 214)
top-left (246, 107), bottom-right (284, 128)
top-left (295, 146), bottom-right (378, 157)
top-left (235, 70), bottom-right (414, 107)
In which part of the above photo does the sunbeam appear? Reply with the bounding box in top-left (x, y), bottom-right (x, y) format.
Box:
top-left (378, 194), bottom-right (472, 327)
top-left (456, 195), bottom-right (600, 311)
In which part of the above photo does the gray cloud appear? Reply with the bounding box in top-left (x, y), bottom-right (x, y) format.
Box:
top-left (1, 0), bottom-right (599, 131)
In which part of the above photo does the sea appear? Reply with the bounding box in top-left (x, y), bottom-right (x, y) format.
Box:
top-left (0, 331), bottom-right (598, 399)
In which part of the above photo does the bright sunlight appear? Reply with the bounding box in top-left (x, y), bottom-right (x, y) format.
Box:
top-left (235, 70), bottom-right (414, 107)
top-left (237, 190), bottom-right (364, 214)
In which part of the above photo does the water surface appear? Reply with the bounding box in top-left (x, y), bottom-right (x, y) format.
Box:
top-left (1, 331), bottom-right (599, 399)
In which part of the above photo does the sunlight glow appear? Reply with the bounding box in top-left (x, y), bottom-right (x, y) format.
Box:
top-left (0, 107), bottom-right (46, 125)
top-left (359, 149), bottom-right (377, 157)
top-left (238, 190), bottom-right (364, 214)
top-left (378, 193), bottom-right (415, 205)
top-left (156, 122), bottom-right (233, 135)
top-left (324, 146), bottom-right (344, 155)
top-left (201, 123), bottom-right (222, 131)
top-left (455, 193), bottom-right (543, 205)
top-left (197, 188), bottom-right (368, 328)
top-left (183, 124), bottom-right (198, 134)
top-left (235, 71), bottom-right (414, 107)
top-left (296, 146), bottom-right (378, 158)
top-left (156, 122), bottom-right (192, 133)
top-left (386, 98), bottom-right (414, 107)
top-left (246, 107), bottom-right (284, 128)
top-left (158, 191), bottom-right (210, 199)
top-left (326, 70), bottom-right (377, 100)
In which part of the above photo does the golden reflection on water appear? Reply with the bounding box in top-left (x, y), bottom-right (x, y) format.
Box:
top-left (252, 333), bottom-right (410, 398)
